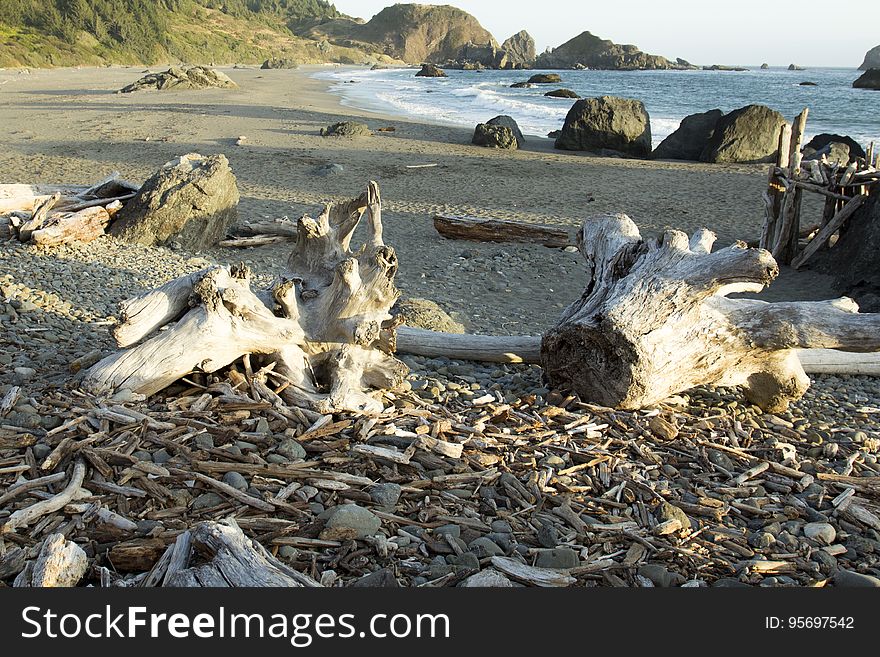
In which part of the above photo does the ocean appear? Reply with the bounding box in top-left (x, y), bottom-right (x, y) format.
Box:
top-left (315, 66), bottom-right (879, 149)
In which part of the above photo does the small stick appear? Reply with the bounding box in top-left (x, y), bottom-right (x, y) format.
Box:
top-left (1, 460), bottom-right (87, 534)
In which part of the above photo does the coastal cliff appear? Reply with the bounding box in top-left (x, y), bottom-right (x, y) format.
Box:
top-left (860, 45), bottom-right (880, 70)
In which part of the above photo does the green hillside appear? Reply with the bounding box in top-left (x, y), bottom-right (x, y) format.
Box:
top-left (0, 0), bottom-right (387, 67)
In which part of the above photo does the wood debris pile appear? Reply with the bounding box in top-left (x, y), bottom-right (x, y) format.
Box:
top-left (2, 372), bottom-right (879, 587)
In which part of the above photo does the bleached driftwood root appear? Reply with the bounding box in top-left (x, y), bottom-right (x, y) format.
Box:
top-left (540, 213), bottom-right (880, 412)
top-left (14, 533), bottom-right (88, 588)
top-left (84, 182), bottom-right (406, 413)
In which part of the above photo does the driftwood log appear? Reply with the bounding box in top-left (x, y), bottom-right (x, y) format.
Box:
top-left (540, 213), bottom-right (880, 412)
top-left (433, 214), bottom-right (573, 248)
top-left (84, 182), bottom-right (406, 414)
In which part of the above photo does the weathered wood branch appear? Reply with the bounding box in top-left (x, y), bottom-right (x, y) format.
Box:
top-left (539, 213), bottom-right (880, 412)
top-left (433, 214), bottom-right (573, 248)
top-left (84, 182), bottom-right (407, 414)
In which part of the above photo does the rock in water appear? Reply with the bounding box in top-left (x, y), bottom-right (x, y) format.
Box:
top-left (536, 30), bottom-right (687, 70)
top-left (486, 115), bottom-right (525, 147)
top-left (415, 64), bottom-right (447, 77)
top-left (501, 30), bottom-right (536, 68)
top-left (528, 73), bottom-right (562, 84)
top-left (652, 109), bottom-right (723, 161)
top-left (853, 69), bottom-right (880, 90)
top-left (544, 88), bottom-right (580, 98)
top-left (554, 96), bottom-right (652, 158)
top-left (860, 45), bottom-right (880, 70)
top-left (320, 121), bottom-right (372, 137)
top-left (699, 104), bottom-right (786, 163)
top-left (109, 153), bottom-right (239, 250)
top-left (472, 123), bottom-right (519, 150)
top-left (119, 66), bottom-right (237, 93)
top-left (393, 298), bottom-right (466, 333)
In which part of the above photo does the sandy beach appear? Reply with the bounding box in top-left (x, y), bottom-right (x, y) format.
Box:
top-left (2, 64), bottom-right (878, 590)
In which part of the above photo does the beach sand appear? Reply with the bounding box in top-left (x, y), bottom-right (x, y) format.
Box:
top-left (0, 64), bottom-right (837, 336)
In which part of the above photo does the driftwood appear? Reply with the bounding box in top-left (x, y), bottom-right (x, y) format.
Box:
top-left (433, 214), bottom-right (573, 248)
top-left (14, 534), bottom-right (88, 587)
top-left (539, 214), bottom-right (880, 412)
top-left (84, 182), bottom-right (407, 414)
top-left (1, 460), bottom-right (87, 534)
top-left (162, 519), bottom-right (321, 587)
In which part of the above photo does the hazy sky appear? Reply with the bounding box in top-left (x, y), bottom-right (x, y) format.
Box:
top-left (331, 1), bottom-right (879, 67)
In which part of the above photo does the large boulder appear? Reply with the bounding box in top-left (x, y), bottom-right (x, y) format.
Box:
top-left (545, 88), bottom-right (580, 98)
top-left (860, 45), bottom-right (880, 70)
top-left (853, 69), bottom-right (880, 90)
top-left (652, 109), bottom-right (723, 161)
top-left (501, 30), bottom-right (536, 68)
top-left (119, 66), bottom-right (237, 93)
top-left (528, 73), bottom-right (562, 84)
top-left (810, 193), bottom-right (880, 312)
top-left (487, 115), bottom-right (525, 147)
top-left (699, 104), bottom-right (786, 163)
top-left (110, 154), bottom-right (239, 250)
top-left (803, 134), bottom-right (866, 164)
top-left (416, 63), bottom-right (447, 77)
top-left (261, 58), bottom-right (297, 70)
top-left (393, 298), bottom-right (465, 333)
top-left (472, 123), bottom-right (518, 150)
top-left (555, 96), bottom-right (652, 158)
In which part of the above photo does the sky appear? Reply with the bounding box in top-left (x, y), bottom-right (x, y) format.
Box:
top-left (331, 1), bottom-right (879, 67)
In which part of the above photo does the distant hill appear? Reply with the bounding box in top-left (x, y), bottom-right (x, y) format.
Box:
top-left (301, 3), bottom-right (497, 64)
top-left (0, 0), bottom-right (398, 67)
top-left (536, 30), bottom-right (692, 70)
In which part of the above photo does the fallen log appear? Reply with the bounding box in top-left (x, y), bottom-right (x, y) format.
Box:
top-left (85, 182), bottom-right (407, 414)
top-left (433, 214), bottom-right (573, 248)
top-left (22, 206), bottom-right (113, 246)
top-left (540, 214), bottom-right (880, 412)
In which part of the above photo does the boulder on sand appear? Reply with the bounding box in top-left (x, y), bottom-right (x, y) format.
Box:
top-left (554, 96), bottom-right (652, 158)
top-left (652, 109), bottom-right (723, 161)
top-left (699, 104), bottom-right (786, 163)
top-left (320, 121), bottom-right (372, 137)
top-left (109, 153), bottom-right (239, 250)
top-left (472, 123), bottom-right (518, 150)
top-left (119, 66), bottom-right (237, 93)
top-left (393, 298), bottom-right (465, 333)
top-left (486, 115), bottom-right (525, 147)
top-left (803, 133), bottom-right (866, 164)
top-left (261, 58), bottom-right (298, 70)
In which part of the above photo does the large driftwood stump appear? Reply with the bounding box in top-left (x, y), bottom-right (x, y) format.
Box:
top-left (541, 214), bottom-right (880, 412)
top-left (84, 182), bottom-right (406, 413)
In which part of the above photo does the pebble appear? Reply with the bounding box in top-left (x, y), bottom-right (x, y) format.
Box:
top-left (368, 483), bottom-right (401, 507)
top-left (320, 504), bottom-right (381, 539)
top-left (351, 568), bottom-right (399, 587)
top-left (804, 522), bottom-right (836, 545)
top-left (191, 492), bottom-right (225, 510)
top-left (276, 438), bottom-right (306, 461)
top-left (656, 502), bottom-right (691, 532)
top-left (468, 537), bottom-right (505, 557)
top-left (459, 569), bottom-right (514, 587)
top-left (535, 548), bottom-right (579, 569)
top-left (222, 471), bottom-right (248, 491)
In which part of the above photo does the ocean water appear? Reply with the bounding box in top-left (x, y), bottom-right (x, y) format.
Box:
top-left (315, 66), bottom-right (879, 149)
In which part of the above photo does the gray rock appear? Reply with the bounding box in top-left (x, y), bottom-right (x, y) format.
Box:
top-left (368, 483), bottom-right (401, 507)
top-left (544, 88), bottom-right (580, 99)
top-left (639, 564), bottom-right (685, 587)
top-left (351, 568), bottom-right (400, 587)
top-left (490, 520), bottom-right (513, 533)
top-left (500, 31), bottom-right (536, 68)
top-left (276, 438), bottom-right (306, 461)
top-left (110, 153), bottom-right (239, 250)
top-left (510, 81), bottom-right (532, 88)
top-left (804, 522), bottom-right (836, 545)
top-left (860, 45), bottom-right (880, 70)
top-left (261, 58), bottom-right (298, 70)
top-left (322, 504), bottom-right (381, 539)
top-left (32, 443), bottom-right (51, 460)
top-left (447, 552), bottom-right (480, 569)
top-left (222, 471), bottom-right (248, 491)
top-left (314, 163), bottom-right (344, 176)
top-left (537, 523), bottom-right (559, 548)
top-left (652, 109), bottom-right (723, 161)
top-left (469, 536), bottom-right (505, 557)
top-left (13, 367), bottom-right (36, 382)
top-left (699, 104), bottom-right (787, 163)
top-left (713, 577), bottom-right (752, 587)
top-left (191, 492), bottom-right (225, 510)
top-left (555, 96), bottom-right (652, 158)
top-left (320, 121), bottom-right (372, 137)
top-left (833, 569), bottom-right (880, 587)
top-left (803, 133), bottom-right (866, 162)
top-left (119, 66), bottom-right (237, 93)
top-left (535, 547), bottom-right (580, 569)
top-left (459, 568), bottom-right (514, 587)
top-left (434, 524), bottom-right (461, 538)
top-left (194, 434), bottom-right (214, 450)
top-left (528, 73), bottom-right (562, 83)
top-left (472, 123), bottom-right (518, 150)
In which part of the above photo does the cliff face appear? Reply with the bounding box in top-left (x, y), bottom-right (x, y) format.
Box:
top-left (307, 4), bottom-right (498, 64)
top-left (860, 45), bottom-right (880, 70)
top-left (501, 30), bottom-right (536, 68)
top-left (536, 30), bottom-right (689, 70)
